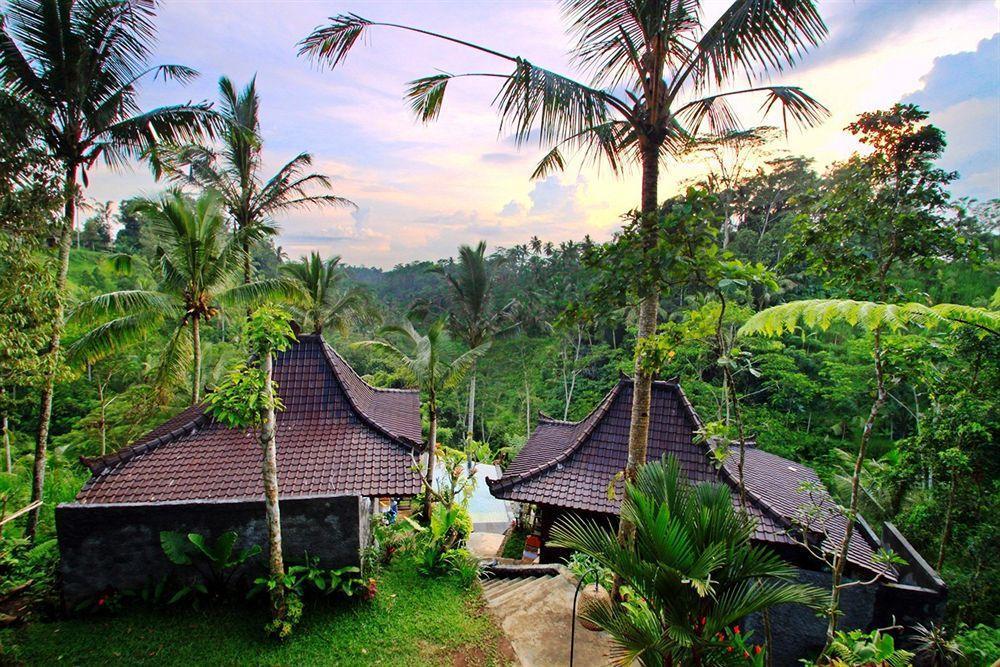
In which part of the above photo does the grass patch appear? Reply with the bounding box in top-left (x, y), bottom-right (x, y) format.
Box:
top-left (500, 527), bottom-right (528, 560)
top-left (0, 560), bottom-right (510, 666)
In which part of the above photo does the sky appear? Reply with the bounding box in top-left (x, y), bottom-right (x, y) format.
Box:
top-left (83, 0), bottom-right (1000, 268)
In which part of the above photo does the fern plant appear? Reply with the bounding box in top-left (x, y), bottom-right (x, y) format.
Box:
top-left (825, 629), bottom-right (914, 667)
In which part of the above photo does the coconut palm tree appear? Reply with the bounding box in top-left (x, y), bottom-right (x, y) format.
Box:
top-left (356, 319), bottom-right (489, 520)
top-left (69, 190), bottom-right (295, 405)
top-left (550, 455), bottom-right (827, 666)
top-left (0, 0), bottom-right (218, 537)
top-left (433, 242), bottom-right (509, 463)
top-left (280, 252), bottom-right (368, 336)
top-left (162, 76), bottom-right (355, 284)
top-left (299, 1), bottom-right (828, 543)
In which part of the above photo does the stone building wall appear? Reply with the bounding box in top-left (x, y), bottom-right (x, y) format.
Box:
top-left (56, 494), bottom-right (370, 605)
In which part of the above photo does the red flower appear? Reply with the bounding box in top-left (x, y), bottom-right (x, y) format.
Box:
top-left (743, 651), bottom-right (750, 659)
top-left (733, 625), bottom-right (741, 634)
top-left (728, 647), bottom-right (734, 653)
top-left (754, 646), bottom-right (762, 655)
top-left (97, 597), bottom-right (105, 606)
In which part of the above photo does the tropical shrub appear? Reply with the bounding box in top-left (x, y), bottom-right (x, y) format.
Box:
top-left (159, 530), bottom-right (261, 602)
top-left (550, 455), bottom-right (827, 666)
top-left (822, 629), bottom-right (914, 667)
top-left (565, 552), bottom-right (612, 589)
top-left (953, 624), bottom-right (1000, 666)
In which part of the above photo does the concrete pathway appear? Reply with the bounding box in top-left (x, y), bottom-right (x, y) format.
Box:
top-left (468, 532), bottom-right (505, 559)
top-left (481, 570), bottom-right (613, 666)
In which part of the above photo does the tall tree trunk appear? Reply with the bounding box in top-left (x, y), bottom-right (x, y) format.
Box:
top-left (524, 375), bottom-right (531, 437)
top-left (613, 142), bottom-right (660, 598)
top-left (26, 165), bottom-right (76, 540)
top-left (826, 328), bottom-right (886, 642)
top-left (3, 412), bottom-right (11, 474)
top-left (424, 404), bottom-right (438, 522)
top-left (465, 363), bottom-right (476, 467)
top-left (621, 144), bottom-right (659, 491)
top-left (260, 351), bottom-right (285, 616)
top-left (191, 315), bottom-right (202, 404)
top-left (936, 471), bottom-right (957, 572)
top-left (97, 380), bottom-right (107, 456)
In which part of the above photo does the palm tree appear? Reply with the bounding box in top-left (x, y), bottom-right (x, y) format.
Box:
top-left (69, 190), bottom-right (295, 404)
top-left (163, 76), bottom-right (355, 284)
top-left (280, 252), bottom-right (368, 335)
top-left (433, 242), bottom-right (508, 462)
top-left (739, 298), bottom-right (999, 643)
top-left (299, 1), bottom-right (828, 543)
top-left (550, 455), bottom-right (826, 666)
top-left (357, 319), bottom-right (489, 520)
top-left (0, 0), bottom-right (218, 537)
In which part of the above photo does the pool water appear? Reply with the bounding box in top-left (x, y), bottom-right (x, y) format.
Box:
top-left (434, 462), bottom-right (517, 533)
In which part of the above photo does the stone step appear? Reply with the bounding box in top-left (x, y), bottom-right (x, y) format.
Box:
top-left (483, 576), bottom-right (527, 600)
top-left (492, 574), bottom-right (565, 614)
top-left (490, 574), bottom-right (556, 609)
top-left (486, 577), bottom-right (541, 607)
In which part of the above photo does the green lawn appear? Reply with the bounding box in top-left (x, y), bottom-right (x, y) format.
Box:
top-left (0, 561), bottom-right (511, 666)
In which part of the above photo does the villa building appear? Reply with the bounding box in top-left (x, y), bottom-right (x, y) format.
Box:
top-left (56, 334), bottom-right (422, 604)
top-left (487, 377), bottom-right (946, 665)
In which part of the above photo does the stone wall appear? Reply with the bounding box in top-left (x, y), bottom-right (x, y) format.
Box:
top-left (57, 494), bottom-right (370, 605)
top-left (745, 568), bottom-right (878, 667)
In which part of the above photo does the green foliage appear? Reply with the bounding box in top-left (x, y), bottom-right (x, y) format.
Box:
top-left (953, 624), bottom-right (1000, 666)
top-left (824, 629), bottom-right (914, 667)
top-left (203, 305), bottom-right (295, 428)
top-left (159, 530), bottom-right (261, 601)
top-left (1, 560), bottom-right (510, 665)
top-left (250, 559), bottom-right (366, 602)
top-left (244, 304), bottom-right (297, 357)
top-left (740, 299), bottom-right (999, 338)
top-left (205, 363), bottom-right (279, 428)
top-left (550, 456), bottom-right (826, 665)
top-left (565, 552), bottom-right (613, 589)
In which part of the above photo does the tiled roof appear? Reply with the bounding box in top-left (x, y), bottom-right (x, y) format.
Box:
top-left (76, 335), bottom-right (422, 503)
top-left (488, 378), bottom-right (894, 580)
top-left (722, 446), bottom-right (894, 579)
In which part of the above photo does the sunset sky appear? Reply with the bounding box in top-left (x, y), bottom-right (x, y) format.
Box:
top-left (85, 0), bottom-right (1000, 268)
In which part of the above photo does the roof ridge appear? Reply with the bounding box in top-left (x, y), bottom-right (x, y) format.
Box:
top-left (318, 339), bottom-right (421, 447)
top-left (488, 380), bottom-right (625, 492)
top-left (81, 407), bottom-right (209, 476)
top-left (537, 411), bottom-right (578, 425)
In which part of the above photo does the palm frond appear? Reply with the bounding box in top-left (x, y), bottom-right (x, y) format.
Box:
top-left (151, 322), bottom-right (193, 403)
top-left (67, 311), bottom-right (163, 365)
top-left (442, 341), bottom-right (491, 389)
top-left (678, 0), bottom-right (826, 93)
top-left (218, 278), bottom-right (304, 309)
top-left (298, 13), bottom-right (373, 67)
top-left (96, 103), bottom-right (219, 170)
top-left (406, 74), bottom-right (451, 123)
top-left (70, 290), bottom-right (173, 323)
top-left (495, 59), bottom-right (617, 148)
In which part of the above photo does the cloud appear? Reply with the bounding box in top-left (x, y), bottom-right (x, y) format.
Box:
top-left (800, 0), bottom-right (986, 70)
top-left (528, 175), bottom-right (586, 217)
top-left (499, 200), bottom-right (523, 217)
top-left (481, 152), bottom-right (522, 164)
top-left (902, 34), bottom-right (1000, 199)
top-left (351, 206), bottom-right (371, 229)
